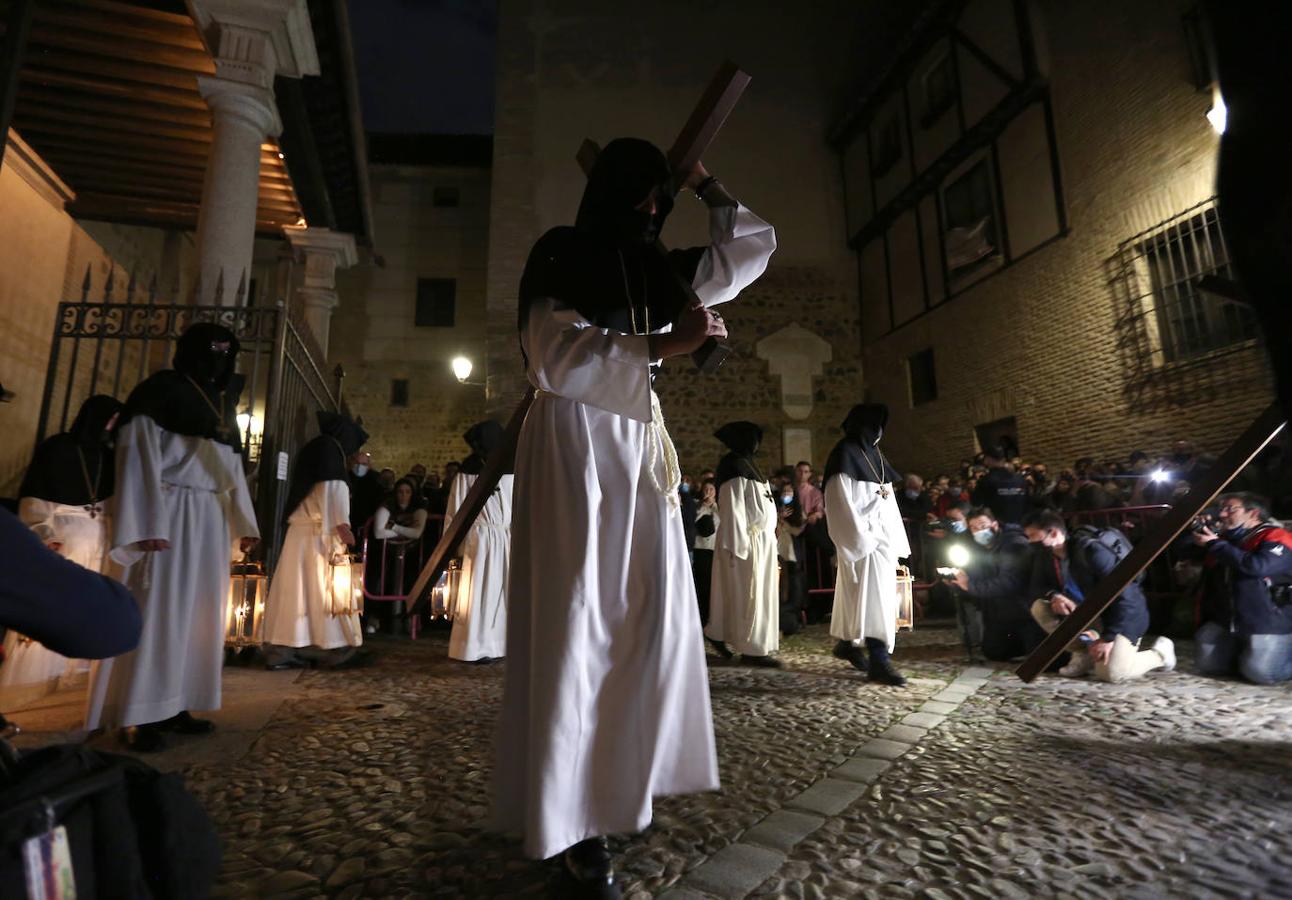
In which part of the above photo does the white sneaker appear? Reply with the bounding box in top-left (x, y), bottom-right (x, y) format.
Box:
top-left (1151, 636), bottom-right (1176, 672)
top-left (1059, 651), bottom-right (1095, 678)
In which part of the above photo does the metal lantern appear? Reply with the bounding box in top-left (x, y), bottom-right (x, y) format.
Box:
top-left (226, 561), bottom-right (267, 648)
top-left (429, 559), bottom-right (462, 620)
top-left (895, 565), bottom-right (915, 632)
top-left (328, 552), bottom-right (365, 617)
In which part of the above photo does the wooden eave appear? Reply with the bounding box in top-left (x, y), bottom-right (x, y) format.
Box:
top-left (2, 0), bottom-right (304, 235)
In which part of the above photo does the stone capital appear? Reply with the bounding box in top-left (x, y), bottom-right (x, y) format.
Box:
top-left (187, 0), bottom-right (320, 80)
top-left (283, 226), bottom-right (359, 273)
top-left (197, 76), bottom-right (282, 138)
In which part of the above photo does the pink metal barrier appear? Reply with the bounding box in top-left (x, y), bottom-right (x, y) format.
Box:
top-left (359, 513), bottom-right (446, 640)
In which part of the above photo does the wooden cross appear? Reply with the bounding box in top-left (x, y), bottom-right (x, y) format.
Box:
top-left (1015, 402), bottom-right (1286, 682)
top-left (406, 61), bottom-right (753, 615)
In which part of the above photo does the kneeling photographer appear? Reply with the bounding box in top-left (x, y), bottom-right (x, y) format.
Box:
top-left (1191, 492), bottom-right (1292, 684)
top-left (944, 507), bottom-right (1045, 661)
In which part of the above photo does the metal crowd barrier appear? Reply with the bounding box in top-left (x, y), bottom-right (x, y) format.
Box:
top-left (358, 513), bottom-right (445, 640)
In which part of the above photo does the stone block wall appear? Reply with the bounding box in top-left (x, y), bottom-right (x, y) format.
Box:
top-left (657, 263), bottom-right (862, 476)
top-left (856, 0), bottom-right (1274, 478)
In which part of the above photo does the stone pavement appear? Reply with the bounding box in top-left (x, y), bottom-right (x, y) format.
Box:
top-left (5, 621), bottom-right (1292, 898)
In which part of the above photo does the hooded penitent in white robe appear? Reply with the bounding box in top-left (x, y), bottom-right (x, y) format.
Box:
top-left (493, 202), bottom-right (776, 860)
top-left (0, 499), bottom-right (108, 705)
top-left (85, 417), bottom-right (258, 730)
top-left (705, 477), bottom-right (780, 656)
top-left (262, 480), bottom-right (362, 650)
top-left (825, 473), bottom-right (911, 652)
top-left (445, 471), bottom-right (513, 662)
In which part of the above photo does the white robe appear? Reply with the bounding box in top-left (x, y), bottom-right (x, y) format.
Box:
top-left (705, 477), bottom-right (780, 656)
top-left (85, 417), bottom-right (258, 730)
top-left (493, 202), bottom-right (776, 859)
top-left (826, 473), bottom-right (911, 652)
top-left (262, 480), bottom-right (361, 650)
top-left (0, 499), bottom-right (108, 705)
top-left (446, 471), bottom-right (513, 662)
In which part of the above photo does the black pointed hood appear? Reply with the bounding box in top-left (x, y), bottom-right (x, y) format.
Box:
top-left (517, 137), bottom-right (706, 339)
top-left (18, 394), bottom-right (125, 506)
top-left (460, 419), bottom-right (507, 475)
top-left (714, 420), bottom-right (765, 488)
top-left (283, 411), bottom-right (367, 521)
top-left (824, 403), bottom-right (902, 488)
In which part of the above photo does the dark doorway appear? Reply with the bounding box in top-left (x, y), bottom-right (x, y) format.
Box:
top-left (974, 416), bottom-right (1018, 458)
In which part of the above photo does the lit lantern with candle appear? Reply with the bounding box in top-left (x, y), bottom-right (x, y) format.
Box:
top-left (895, 565), bottom-right (915, 632)
top-left (226, 561), bottom-right (267, 648)
top-left (429, 559), bottom-right (463, 620)
top-left (329, 553), bottom-right (365, 617)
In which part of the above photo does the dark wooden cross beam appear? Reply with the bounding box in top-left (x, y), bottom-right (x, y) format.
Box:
top-left (1015, 402), bottom-right (1287, 682)
top-left (407, 61), bottom-right (752, 615)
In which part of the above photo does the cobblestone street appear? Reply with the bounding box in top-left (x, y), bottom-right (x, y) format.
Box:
top-left (7, 622), bottom-right (1292, 899)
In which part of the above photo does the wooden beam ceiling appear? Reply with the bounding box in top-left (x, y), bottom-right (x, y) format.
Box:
top-left (10, 0), bottom-right (303, 235)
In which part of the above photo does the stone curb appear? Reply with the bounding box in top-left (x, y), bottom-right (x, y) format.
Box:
top-left (669, 666), bottom-right (996, 898)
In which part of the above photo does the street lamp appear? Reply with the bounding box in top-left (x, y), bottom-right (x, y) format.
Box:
top-left (451, 356), bottom-right (473, 383)
top-left (1207, 89), bottom-right (1227, 134)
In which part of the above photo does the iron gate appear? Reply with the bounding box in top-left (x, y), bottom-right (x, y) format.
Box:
top-left (34, 265), bottom-right (344, 572)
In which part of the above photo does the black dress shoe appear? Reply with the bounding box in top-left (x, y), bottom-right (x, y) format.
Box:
top-left (833, 639), bottom-right (868, 671)
top-left (327, 648), bottom-right (376, 670)
top-left (124, 723), bottom-right (167, 752)
top-left (742, 655), bottom-right (783, 669)
top-left (563, 837), bottom-right (621, 899)
top-left (707, 637), bottom-right (734, 660)
top-left (868, 659), bottom-right (908, 687)
top-left (266, 658), bottom-right (308, 671)
top-left (160, 711), bottom-right (216, 734)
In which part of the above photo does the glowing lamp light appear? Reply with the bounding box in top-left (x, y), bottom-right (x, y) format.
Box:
top-left (1150, 469), bottom-right (1171, 484)
top-left (947, 544), bottom-right (972, 568)
top-left (225, 562), bottom-right (267, 649)
top-left (451, 356), bottom-right (473, 383)
top-left (1207, 91), bottom-right (1227, 134)
top-left (236, 412), bottom-right (262, 436)
top-left (895, 565), bottom-right (915, 631)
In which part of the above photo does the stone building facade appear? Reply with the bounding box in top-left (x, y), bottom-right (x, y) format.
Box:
top-left (331, 136), bottom-right (492, 476)
top-left (835, 0), bottom-right (1272, 477)
top-left (486, 0), bottom-right (869, 474)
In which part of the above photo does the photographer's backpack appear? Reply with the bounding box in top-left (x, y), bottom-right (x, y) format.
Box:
top-left (0, 714), bottom-right (221, 898)
top-left (1071, 525), bottom-right (1146, 585)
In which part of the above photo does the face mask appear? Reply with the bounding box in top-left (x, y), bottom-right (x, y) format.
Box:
top-left (950, 520), bottom-right (967, 534)
top-left (972, 528), bottom-right (994, 546)
top-left (904, 488), bottom-right (920, 499)
top-left (679, 483), bottom-right (691, 494)
top-left (781, 495), bottom-right (793, 506)
top-left (353, 464), bottom-right (369, 477)
top-left (1224, 524), bottom-right (1249, 539)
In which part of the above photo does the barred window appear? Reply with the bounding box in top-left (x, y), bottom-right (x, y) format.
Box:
top-left (1130, 200), bottom-right (1256, 363)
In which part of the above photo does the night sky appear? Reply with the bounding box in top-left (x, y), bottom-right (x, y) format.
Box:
top-left (347, 0), bottom-right (497, 135)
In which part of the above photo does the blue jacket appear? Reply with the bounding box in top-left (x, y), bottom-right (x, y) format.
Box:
top-left (1, 508), bottom-right (141, 661)
top-left (1029, 533), bottom-right (1150, 644)
top-left (1203, 525), bottom-right (1292, 636)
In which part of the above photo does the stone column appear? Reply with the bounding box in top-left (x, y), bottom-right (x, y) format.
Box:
top-left (189, 0), bottom-right (319, 306)
top-left (283, 226), bottom-right (357, 356)
top-left (194, 79), bottom-right (280, 305)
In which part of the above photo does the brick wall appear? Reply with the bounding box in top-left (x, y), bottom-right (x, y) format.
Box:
top-left (857, 0), bottom-right (1274, 479)
top-left (332, 162), bottom-right (492, 476)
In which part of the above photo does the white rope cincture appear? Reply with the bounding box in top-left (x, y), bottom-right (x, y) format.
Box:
top-left (648, 391), bottom-right (681, 513)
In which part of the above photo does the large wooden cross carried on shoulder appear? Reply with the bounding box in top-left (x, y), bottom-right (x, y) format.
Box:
top-left (407, 61), bottom-right (753, 614)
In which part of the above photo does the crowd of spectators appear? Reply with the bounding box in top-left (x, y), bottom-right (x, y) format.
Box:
top-left (677, 433), bottom-right (1291, 686)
